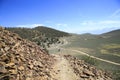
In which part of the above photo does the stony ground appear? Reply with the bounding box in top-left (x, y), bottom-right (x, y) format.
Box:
top-left (64, 55), bottom-right (112, 80)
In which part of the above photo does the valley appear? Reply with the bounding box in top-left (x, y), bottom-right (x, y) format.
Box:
top-left (48, 32), bottom-right (120, 80)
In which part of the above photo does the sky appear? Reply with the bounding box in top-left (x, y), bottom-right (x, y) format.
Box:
top-left (0, 0), bottom-right (120, 34)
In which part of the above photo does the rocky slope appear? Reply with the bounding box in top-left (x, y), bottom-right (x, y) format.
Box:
top-left (64, 55), bottom-right (112, 80)
top-left (0, 27), bottom-right (112, 80)
top-left (0, 27), bottom-right (55, 80)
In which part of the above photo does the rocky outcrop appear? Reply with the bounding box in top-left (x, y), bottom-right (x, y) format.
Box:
top-left (0, 27), bottom-right (55, 80)
top-left (64, 55), bottom-right (112, 80)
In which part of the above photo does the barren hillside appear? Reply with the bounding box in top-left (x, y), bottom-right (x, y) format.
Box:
top-left (0, 27), bottom-right (112, 80)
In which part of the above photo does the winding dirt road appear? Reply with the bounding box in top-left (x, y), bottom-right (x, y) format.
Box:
top-left (67, 49), bottom-right (120, 66)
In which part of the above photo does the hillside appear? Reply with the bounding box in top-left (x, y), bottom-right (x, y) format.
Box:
top-left (101, 29), bottom-right (120, 37)
top-left (33, 26), bottom-right (70, 37)
top-left (0, 27), bottom-right (112, 80)
top-left (63, 29), bottom-right (120, 62)
top-left (56, 29), bottom-right (120, 79)
top-left (6, 26), bottom-right (70, 50)
top-left (0, 27), bottom-right (54, 80)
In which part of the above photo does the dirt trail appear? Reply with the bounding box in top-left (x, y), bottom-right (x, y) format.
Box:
top-left (51, 54), bottom-right (79, 80)
top-left (61, 48), bottom-right (120, 66)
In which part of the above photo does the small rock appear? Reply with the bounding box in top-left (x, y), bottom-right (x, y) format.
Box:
top-left (9, 69), bottom-right (17, 74)
top-left (83, 69), bottom-right (94, 76)
top-left (6, 62), bottom-right (14, 66)
top-left (4, 46), bottom-right (10, 51)
top-left (26, 77), bottom-right (32, 80)
top-left (80, 74), bottom-right (89, 78)
top-left (28, 65), bottom-right (33, 69)
top-left (18, 66), bottom-right (24, 70)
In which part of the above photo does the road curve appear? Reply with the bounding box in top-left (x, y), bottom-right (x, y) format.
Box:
top-left (64, 48), bottom-right (120, 66)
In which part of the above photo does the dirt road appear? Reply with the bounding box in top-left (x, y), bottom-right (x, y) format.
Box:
top-left (62, 48), bottom-right (120, 66)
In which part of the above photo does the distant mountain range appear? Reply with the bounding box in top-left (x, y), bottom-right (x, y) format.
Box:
top-left (100, 29), bottom-right (120, 38)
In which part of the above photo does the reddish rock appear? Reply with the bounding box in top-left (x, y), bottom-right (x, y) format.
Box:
top-left (0, 27), bottom-right (54, 80)
top-left (64, 55), bottom-right (112, 80)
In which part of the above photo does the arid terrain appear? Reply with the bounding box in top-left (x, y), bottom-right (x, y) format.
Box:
top-left (0, 27), bottom-right (114, 80)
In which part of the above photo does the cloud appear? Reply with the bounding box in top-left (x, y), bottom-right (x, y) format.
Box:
top-left (50, 21), bottom-right (120, 34)
top-left (16, 24), bottom-right (44, 28)
top-left (79, 20), bottom-right (120, 33)
top-left (56, 23), bottom-right (68, 27)
top-left (111, 9), bottom-right (120, 18)
top-left (53, 23), bottom-right (70, 32)
top-left (99, 20), bottom-right (120, 24)
top-left (81, 20), bottom-right (120, 25)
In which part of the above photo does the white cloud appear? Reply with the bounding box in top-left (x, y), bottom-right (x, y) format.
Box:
top-left (99, 20), bottom-right (120, 24)
top-left (111, 9), bottom-right (120, 18)
top-left (51, 20), bottom-right (120, 34)
top-left (79, 20), bottom-right (120, 33)
top-left (81, 20), bottom-right (120, 25)
top-left (16, 24), bottom-right (44, 28)
top-left (81, 20), bottom-right (120, 26)
top-left (56, 23), bottom-right (68, 27)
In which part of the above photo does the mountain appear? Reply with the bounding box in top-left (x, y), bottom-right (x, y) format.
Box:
top-left (98, 30), bottom-right (120, 61)
top-left (101, 29), bottom-right (120, 37)
top-left (33, 26), bottom-right (70, 37)
top-left (6, 26), bottom-right (70, 38)
top-left (0, 27), bottom-right (112, 80)
top-left (6, 26), bottom-right (70, 49)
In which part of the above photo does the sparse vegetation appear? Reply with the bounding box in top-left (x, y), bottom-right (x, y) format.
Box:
top-left (113, 70), bottom-right (120, 80)
top-left (61, 30), bottom-right (120, 80)
top-left (81, 56), bottom-right (99, 66)
top-left (100, 44), bottom-right (120, 55)
top-left (6, 26), bottom-right (70, 51)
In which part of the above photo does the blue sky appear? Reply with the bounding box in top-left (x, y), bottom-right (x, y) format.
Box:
top-left (0, 0), bottom-right (120, 34)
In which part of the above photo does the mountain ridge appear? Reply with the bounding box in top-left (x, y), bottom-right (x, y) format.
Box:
top-left (6, 26), bottom-right (70, 50)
